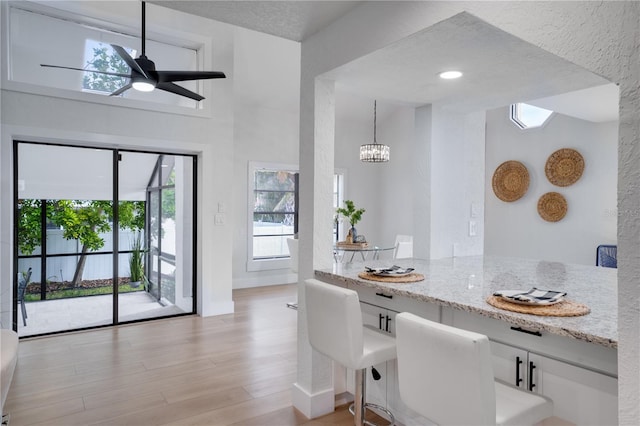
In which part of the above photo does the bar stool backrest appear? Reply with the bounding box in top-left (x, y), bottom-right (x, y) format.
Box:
top-left (396, 312), bottom-right (496, 425)
top-left (304, 279), bottom-right (364, 369)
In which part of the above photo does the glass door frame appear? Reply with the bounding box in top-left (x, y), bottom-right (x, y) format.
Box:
top-left (12, 140), bottom-right (198, 335)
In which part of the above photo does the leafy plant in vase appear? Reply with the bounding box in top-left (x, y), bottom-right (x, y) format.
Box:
top-left (336, 200), bottom-right (365, 243)
top-left (129, 233), bottom-right (145, 289)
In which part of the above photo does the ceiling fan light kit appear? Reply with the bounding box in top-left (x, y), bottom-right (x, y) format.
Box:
top-left (360, 100), bottom-right (390, 163)
top-left (41, 1), bottom-right (225, 101)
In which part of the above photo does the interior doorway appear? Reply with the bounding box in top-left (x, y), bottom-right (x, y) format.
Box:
top-left (14, 141), bottom-right (197, 336)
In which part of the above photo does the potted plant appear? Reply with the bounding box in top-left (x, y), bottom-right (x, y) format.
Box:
top-left (129, 233), bottom-right (145, 289)
top-left (336, 200), bottom-right (365, 243)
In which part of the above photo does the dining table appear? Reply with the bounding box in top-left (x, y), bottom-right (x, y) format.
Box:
top-left (333, 243), bottom-right (396, 263)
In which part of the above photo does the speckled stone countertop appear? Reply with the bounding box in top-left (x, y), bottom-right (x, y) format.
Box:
top-left (315, 256), bottom-right (617, 348)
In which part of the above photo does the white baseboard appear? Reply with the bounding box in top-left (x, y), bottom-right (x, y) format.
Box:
top-left (232, 272), bottom-right (297, 289)
top-left (200, 300), bottom-right (234, 317)
top-left (291, 382), bottom-right (335, 419)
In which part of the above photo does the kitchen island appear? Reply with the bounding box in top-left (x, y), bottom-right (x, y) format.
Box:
top-left (314, 256), bottom-right (618, 425)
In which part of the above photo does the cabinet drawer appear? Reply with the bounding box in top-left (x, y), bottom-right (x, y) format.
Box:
top-left (448, 308), bottom-right (617, 377)
top-left (349, 283), bottom-right (440, 321)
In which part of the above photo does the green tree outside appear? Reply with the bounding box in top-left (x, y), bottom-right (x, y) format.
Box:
top-left (18, 199), bottom-right (145, 287)
top-left (83, 42), bottom-right (131, 93)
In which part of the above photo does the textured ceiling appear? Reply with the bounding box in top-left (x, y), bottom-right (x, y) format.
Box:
top-left (327, 13), bottom-right (612, 116)
top-left (151, 2), bottom-right (617, 121)
top-left (149, 0), bottom-right (361, 42)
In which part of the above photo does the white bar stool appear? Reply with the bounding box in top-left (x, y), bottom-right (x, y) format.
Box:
top-left (304, 279), bottom-right (396, 426)
top-left (395, 312), bottom-right (553, 425)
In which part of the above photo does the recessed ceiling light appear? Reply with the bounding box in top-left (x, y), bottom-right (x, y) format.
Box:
top-left (439, 70), bottom-right (463, 80)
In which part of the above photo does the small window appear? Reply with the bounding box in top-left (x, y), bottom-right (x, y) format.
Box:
top-left (510, 103), bottom-right (554, 129)
top-left (252, 168), bottom-right (298, 260)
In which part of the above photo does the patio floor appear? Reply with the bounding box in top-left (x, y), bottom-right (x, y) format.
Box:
top-left (18, 291), bottom-right (187, 337)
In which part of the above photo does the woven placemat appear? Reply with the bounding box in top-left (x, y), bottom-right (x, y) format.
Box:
top-left (358, 272), bottom-right (425, 283)
top-left (545, 148), bottom-right (584, 187)
top-left (486, 295), bottom-right (590, 317)
top-left (492, 160), bottom-right (530, 202)
top-left (537, 192), bottom-right (568, 222)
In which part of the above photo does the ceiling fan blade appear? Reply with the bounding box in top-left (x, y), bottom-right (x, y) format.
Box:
top-left (111, 44), bottom-right (147, 78)
top-left (156, 82), bottom-right (204, 101)
top-left (156, 71), bottom-right (226, 83)
top-left (40, 64), bottom-right (130, 78)
top-left (110, 83), bottom-right (133, 97)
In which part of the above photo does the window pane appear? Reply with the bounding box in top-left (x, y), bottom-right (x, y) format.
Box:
top-left (510, 103), bottom-right (553, 129)
top-left (254, 170), bottom-right (296, 191)
top-left (254, 191), bottom-right (295, 213)
top-left (253, 235), bottom-right (290, 259)
top-left (10, 6), bottom-right (199, 108)
top-left (253, 213), bottom-right (295, 231)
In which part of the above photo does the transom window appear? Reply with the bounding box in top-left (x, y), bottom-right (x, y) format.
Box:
top-left (8, 4), bottom-right (201, 109)
top-left (510, 103), bottom-right (554, 129)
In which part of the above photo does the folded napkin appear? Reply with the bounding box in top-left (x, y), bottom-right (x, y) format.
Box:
top-left (494, 287), bottom-right (566, 305)
top-left (365, 265), bottom-right (415, 275)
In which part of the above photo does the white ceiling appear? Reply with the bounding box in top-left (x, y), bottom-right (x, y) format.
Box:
top-left (153, 2), bottom-right (618, 123)
top-left (326, 13), bottom-right (615, 120)
top-left (149, 0), bottom-right (362, 42)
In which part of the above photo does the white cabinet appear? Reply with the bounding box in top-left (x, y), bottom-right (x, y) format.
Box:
top-left (338, 284), bottom-right (618, 426)
top-left (529, 352), bottom-right (618, 425)
top-left (359, 302), bottom-right (395, 408)
top-left (490, 336), bottom-right (618, 425)
top-left (491, 341), bottom-right (529, 389)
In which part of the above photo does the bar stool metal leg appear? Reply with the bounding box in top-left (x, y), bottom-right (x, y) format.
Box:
top-left (348, 368), bottom-right (395, 426)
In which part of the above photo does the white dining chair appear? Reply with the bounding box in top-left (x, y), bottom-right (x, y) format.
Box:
top-left (395, 312), bottom-right (553, 425)
top-left (393, 235), bottom-right (413, 259)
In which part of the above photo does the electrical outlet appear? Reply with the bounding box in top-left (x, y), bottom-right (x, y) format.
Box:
top-left (469, 220), bottom-right (477, 236)
top-left (214, 214), bottom-right (225, 225)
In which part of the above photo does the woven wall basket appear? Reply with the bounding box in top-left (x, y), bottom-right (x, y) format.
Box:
top-left (545, 148), bottom-right (584, 187)
top-left (492, 160), bottom-right (530, 202)
top-left (538, 192), bottom-right (568, 222)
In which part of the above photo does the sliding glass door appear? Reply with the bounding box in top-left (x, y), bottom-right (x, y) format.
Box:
top-left (14, 142), bottom-right (196, 336)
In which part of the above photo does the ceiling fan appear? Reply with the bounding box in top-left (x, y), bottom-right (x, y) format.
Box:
top-left (41, 1), bottom-right (225, 101)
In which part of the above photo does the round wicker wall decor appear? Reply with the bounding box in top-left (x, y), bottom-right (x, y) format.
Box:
top-left (492, 160), bottom-right (530, 202)
top-left (545, 148), bottom-right (584, 187)
top-left (538, 192), bottom-right (567, 222)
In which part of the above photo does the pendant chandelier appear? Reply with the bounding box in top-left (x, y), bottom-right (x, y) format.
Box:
top-left (360, 100), bottom-right (390, 163)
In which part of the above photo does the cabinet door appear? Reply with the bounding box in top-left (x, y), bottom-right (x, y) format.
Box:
top-left (360, 302), bottom-right (388, 408)
top-left (490, 341), bottom-right (528, 389)
top-left (528, 353), bottom-right (618, 425)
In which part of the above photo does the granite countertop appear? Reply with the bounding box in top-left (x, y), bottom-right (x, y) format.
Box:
top-left (315, 255), bottom-right (618, 348)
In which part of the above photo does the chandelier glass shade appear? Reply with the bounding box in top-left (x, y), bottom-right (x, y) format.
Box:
top-left (360, 100), bottom-right (390, 163)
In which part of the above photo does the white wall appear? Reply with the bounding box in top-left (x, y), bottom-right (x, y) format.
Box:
top-left (0, 2), bottom-right (237, 325)
top-left (334, 92), bottom-right (415, 253)
top-left (230, 28), bottom-right (300, 289)
top-left (297, 1), bottom-right (640, 422)
top-left (430, 106), bottom-right (486, 259)
top-left (485, 107), bottom-right (618, 265)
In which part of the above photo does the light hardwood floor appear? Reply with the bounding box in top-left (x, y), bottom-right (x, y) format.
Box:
top-left (4, 284), bottom-right (374, 426)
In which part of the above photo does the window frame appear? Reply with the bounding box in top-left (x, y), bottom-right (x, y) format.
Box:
top-left (509, 103), bottom-right (555, 130)
top-left (247, 162), bottom-right (298, 272)
top-left (2, 1), bottom-right (214, 117)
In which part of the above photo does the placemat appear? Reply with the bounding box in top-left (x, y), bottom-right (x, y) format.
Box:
top-left (486, 295), bottom-right (590, 317)
top-left (358, 272), bottom-right (425, 283)
top-left (336, 242), bottom-right (369, 249)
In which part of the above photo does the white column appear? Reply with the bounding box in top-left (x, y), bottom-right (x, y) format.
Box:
top-left (293, 77), bottom-right (336, 418)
